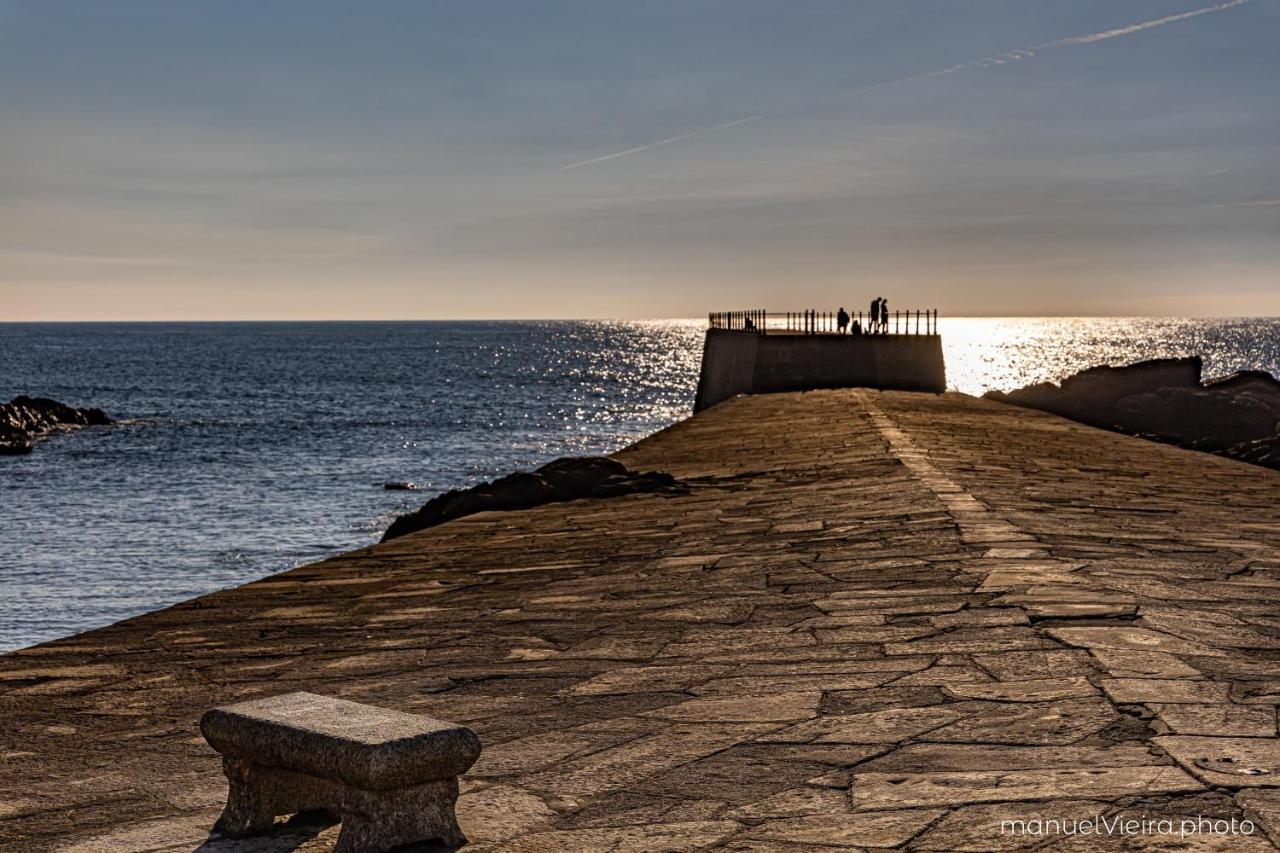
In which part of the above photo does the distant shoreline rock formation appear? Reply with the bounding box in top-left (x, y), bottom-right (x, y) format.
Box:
top-left (382, 456), bottom-right (682, 541)
top-left (1, 396), bottom-right (112, 455)
top-left (985, 358), bottom-right (1280, 470)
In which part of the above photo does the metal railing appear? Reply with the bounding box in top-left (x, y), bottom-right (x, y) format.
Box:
top-left (708, 309), bottom-right (938, 336)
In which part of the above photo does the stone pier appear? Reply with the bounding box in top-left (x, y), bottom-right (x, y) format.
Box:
top-left (694, 328), bottom-right (946, 411)
top-left (3, 389), bottom-right (1280, 851)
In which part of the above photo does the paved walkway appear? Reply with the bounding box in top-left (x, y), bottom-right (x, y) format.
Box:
top-left (4, 390), bottom-right (1280, 851)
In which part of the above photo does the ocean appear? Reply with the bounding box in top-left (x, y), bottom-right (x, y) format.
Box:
top-left (2, 317), bottom-right (1278, 652)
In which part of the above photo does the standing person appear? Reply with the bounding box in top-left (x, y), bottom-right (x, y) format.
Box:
top-left (869, 297), bottom-right (881, 334)
top-left (879, 297), bottom-right (889, 334)
top-left (837, 306), bottom-right (849, 334)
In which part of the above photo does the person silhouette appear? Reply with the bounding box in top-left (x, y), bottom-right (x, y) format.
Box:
top-left (879, 297), bottom-right (889, 334)
top-left (869, 297), bottom-right (881, 333)
top-left (837, 307), bottom-right (849, 334)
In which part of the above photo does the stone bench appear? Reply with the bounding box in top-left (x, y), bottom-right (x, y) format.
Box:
top-left (201, 691), bottom-right (481, 852)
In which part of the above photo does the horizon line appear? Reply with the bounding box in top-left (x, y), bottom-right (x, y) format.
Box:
top-left (3, 313), bottom-right (1279, 324)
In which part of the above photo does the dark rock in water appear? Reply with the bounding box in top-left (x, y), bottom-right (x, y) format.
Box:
top-left (1203, 369), bottom-right (1280, 397)
top-left (986, 359), bottom-right (1280, 472)
top-left (384, 482), bottom-right (419, 491)
top-left (535, 456), bottom-right (628, 493)
top-left (1229, 435), bottom-right (1280, 468)
top-left (1115, 388), bottom-right (1280, 451)
top-left (1, 396), bottom-right (112, 455)
top-left (985, 357), bottom-right (1202, 429)
top-left (382, 456), bottom-right (680, 542)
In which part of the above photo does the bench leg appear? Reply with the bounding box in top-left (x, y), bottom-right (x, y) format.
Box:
top-left (334, 777), bottom-right (467, 853)
top-left (213, 757), bottom-right (277, 837)
top-left (214, 758), bottom-right (334, 837)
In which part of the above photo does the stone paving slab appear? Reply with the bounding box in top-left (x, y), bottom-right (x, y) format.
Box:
top-left (3, 389), bottom-right (1280, 850)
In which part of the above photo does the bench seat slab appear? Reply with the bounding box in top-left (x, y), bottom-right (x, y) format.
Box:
top-left (201, 691), bottom-right (480, 790)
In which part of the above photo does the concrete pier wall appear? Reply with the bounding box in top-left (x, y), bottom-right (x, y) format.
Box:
top-left (694, 328), bottom-right (946, 411)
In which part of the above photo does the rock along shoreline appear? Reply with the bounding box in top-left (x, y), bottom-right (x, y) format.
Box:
top-left (985, 357), bottom-right (1280, 470)
top-left (382, 455), bottom-right (682, 541)
top-left (0, 396), bottom-right (112, 455)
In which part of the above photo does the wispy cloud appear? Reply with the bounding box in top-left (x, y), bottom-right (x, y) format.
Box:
top-left (562, 0), bottom-right (1254, 171)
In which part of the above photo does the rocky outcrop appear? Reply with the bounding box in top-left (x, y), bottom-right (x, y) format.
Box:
top-left (381, 456), bottom-right (681, 541)
top-left (1115, 388), bottom-right (1280, 451)
top-left (985, 360), bottom-right (1280, 471)
top-left (984, 358), bottom-right (1203, 430)
top-left (1228, 435), bottom-right (1280, 469)
top-left (1, 396), bottom-right (112, 455)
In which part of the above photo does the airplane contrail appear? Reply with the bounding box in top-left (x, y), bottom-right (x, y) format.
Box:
top-left (558, 116), bottom-right (765, 171)
top-left (1049, 0), bottom-right (1250, 45)
top-left (561, 0), bottom-right (1253, 171)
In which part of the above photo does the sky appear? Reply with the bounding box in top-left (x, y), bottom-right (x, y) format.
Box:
top-left (2, 0), bottom-right (1278, 320)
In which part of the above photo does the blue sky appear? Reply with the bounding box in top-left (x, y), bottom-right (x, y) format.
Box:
top-left (2, 0), bottom-right (1277, 319)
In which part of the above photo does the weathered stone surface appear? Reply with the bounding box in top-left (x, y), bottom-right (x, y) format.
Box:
top-left (1157, 736), bottom-right (1280, 787)
top-left (1090, 649), bottom-right (1202, 678)
top-left (912, 799), bottom-right (1107, 851)
top-left (1152, 704), bottom-right (1276, 737)
top-left (849, 765), bottom-right (1203, 810)
top-left (858, 742), bottom-right (1161, 772)
top-left (466, 819), bottom-right (742, 852)
top-left (1100, 678), bottom-right (1230, 705)
top-left (943, 677), bottom-right (1097, 703)
top-left (1240, 788), bottom-right (1280, 847)
top-left (742, 809), bottom-right (944, 847)
top-left (971, 649), bottom-right (1099, 680)
top-left (922, 699), bottom-right (1120, 746)
top-left (724, 784), bottom-right (852, 819)
top-left (766, 707), bottom-right (966, 745)
top-left (640, 692), bottom-right (820, 723)
top-left (1048, 627), bottom-right (1226, 657)
top-left (458, 784), bottom-right (556, 843)
top-left (4, 388), bottom-right (1280, 850)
